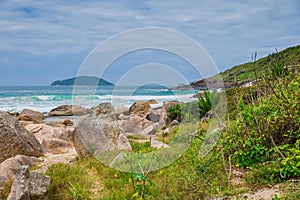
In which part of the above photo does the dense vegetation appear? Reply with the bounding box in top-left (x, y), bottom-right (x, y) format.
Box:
top-left (219, 45), bottom-right (300, 86)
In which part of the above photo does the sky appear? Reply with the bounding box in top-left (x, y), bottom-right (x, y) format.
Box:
top-left (0, 0), bottom-right (299, 86)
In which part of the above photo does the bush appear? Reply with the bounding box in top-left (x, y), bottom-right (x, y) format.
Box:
top-left (221, 61), bottom-right (299, 179)
top-left (167, 90), bottom-right (215, 123)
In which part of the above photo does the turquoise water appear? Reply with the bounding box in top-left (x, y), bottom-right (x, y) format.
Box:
top-left (0, 86), bottom-right (197, 113)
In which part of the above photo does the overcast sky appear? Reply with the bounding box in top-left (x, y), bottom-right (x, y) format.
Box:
top-left (0, 0), bottom-right (299, 86)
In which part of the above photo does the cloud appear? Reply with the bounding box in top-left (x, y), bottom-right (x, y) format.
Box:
top-left (0, 0), bottom-right (299, 85)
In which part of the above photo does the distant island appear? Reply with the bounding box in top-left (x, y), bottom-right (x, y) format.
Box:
top-left (51, 76), bottom-right (114, 86)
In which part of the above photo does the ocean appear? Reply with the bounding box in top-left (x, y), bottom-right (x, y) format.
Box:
top-left (0, 86), bottom-right (197, 113)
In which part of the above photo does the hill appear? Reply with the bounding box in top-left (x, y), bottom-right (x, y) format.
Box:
top-left (219, 44), bottom-right (300, 86)
top-left (51, 76), bottom-right (114, 86)
top-left (173, 44), bottom-right (300, 90)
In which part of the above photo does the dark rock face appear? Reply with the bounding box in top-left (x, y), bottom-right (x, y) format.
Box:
top-left (48, 105), bottom-right (89, 116)
top-left (146, 109), bottom-right (161, 123)
top-left (74, 103), bottom-right (131, 159)
top-left (17, 109), bottom-right (45, 123)
top-left (0, 111), bottom-right (44, 163)
top-left (7, 165), bottom-right (50, 200)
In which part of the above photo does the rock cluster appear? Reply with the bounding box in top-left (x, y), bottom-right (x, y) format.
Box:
top-left (24, 124), bottom-right (74, 154)
top-left (0, 99), bottom-right (175, 198)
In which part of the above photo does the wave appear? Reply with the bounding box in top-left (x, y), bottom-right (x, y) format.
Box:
top-left (0, 91), bottom-right (197, 113)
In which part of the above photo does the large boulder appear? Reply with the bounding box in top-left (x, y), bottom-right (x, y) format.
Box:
top-left (129, 101), bottom-right (151, 117)
top-left (17, 109), bottom-right (45, 123)
top-left (0, 155), bottom-right (40, 183)
top-left (74, 103), bottom-right (131, 159)
top-left (7, 165), bottom-right (50, 200)
top-left (0, 111), bottom-right (44, 163)
top-left (48, 105), bottom-right (89, 116)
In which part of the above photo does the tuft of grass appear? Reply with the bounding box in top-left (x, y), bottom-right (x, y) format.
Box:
top-left (156, 125), bottom-right (179, 144)
top-left (45, 162), bottom-right (92, 199)
top-left (0, 178), bottom-right (13, 199)
top-left (130, 141), bottom-right (155, 154)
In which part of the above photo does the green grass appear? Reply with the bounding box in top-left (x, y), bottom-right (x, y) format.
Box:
top-left (130, 141), bottom-right (155, 154)
top-left (209, 45), bottom-right (300, 87)
top-left (0, 179), bottom-right (13, 199)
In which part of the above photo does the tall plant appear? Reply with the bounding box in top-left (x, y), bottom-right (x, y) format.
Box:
top-left (198, 90), bottom-right (213, 118)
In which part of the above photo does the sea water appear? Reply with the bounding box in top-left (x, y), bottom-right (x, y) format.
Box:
top-left (0, 86), bottom-right (197, 113)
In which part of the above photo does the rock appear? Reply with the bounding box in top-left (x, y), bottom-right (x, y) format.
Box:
top-left (114, 105), bottom-right (129, 115)
top-left (73, 133), bottom-right (90, 159)
top-left (46, 118), bottom-right (73, 127)
top-left (17, 109), bottom-right (45, 123)
top-left (118, 113), bottom-right (130, 120)
top-left (129, 101), bottom-right (151, 117)
top-left (192, 91), bottom-right (205, 98)
top-left (74, 103), bottom-right (131, 159)
top-left (159, 101), bottom-right (179, 126)
top-left (7, 112), bottom-right (19, 117)
top-left (148, 99), bottom-right (158, 104)
top-left (49, 105), bottom-right (89, 116)
top-left (7, 165), bottom-right (50, 200)
top-left (169, 120), bottom-right (179, 129)
top-left (117, 133), bottom-right (132, 150)
top-left (0, 155), bottom-right (41, 183)
top-left (41, 138), bottom-right (70, 154)
top-left (90, 102), bottom-right (114, 115)
top-left (120, 115), bottom-right (152, 133)
top-left (146, 109), bottom-right (161, 123)
top-left (150, 139), bottom-right (169, 149)
top-left (25, 124), bottom-right (74, 145)
top-left (18, 120), bottom-right (34, 127)
top-left (0, 111), bottom-right (44, 163)
top-left (142, 123), bottom-right (160, 135)
top-left (61, 119), bottom-right (73, 126)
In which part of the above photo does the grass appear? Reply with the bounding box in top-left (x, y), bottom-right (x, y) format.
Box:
top-left (0, 179), bottom-right (13, 199)
top-left (155, 125), bottom-right (179, 144)
top-left (130, 141), bottom-right (155, 154)
top-left (210, 45), bottom-right (300, 87)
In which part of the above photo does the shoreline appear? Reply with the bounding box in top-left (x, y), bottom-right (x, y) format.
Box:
top-left (0, 85), bottom-right (197, 114)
